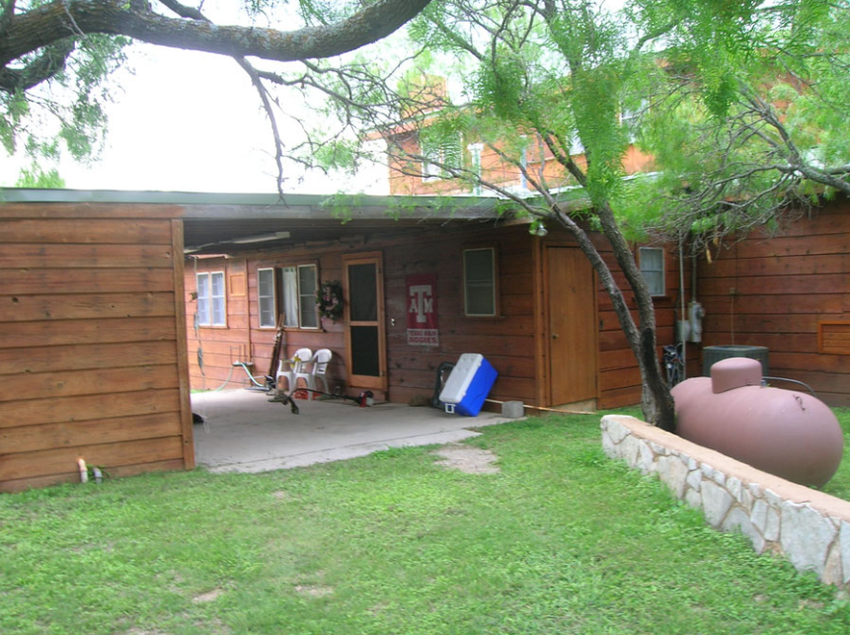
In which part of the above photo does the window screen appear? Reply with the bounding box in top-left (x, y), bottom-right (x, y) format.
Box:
top-left (196, 272), bottom-right (226, 326)
top-left (210, 272), bottom-right (226, 326)
top-left (298, 265), bottom-right (319, 329)
top-left (348, 263), bottom-right (378, 322)
top-left (464, 248), bottom-right (496, 316)
top-left (639, 247), bottom-right (665, 296)
top-left (258, 268), bottom-right (276, 328)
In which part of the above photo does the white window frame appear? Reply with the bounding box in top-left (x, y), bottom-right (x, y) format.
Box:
top-left (257, 267), bottom-right (277, 328)
top-left (638, 247), bottom-right (666, 297)
top-left (463, 247), bottom-right (498, 317)
top-left (280, 263), bottom-right (320, 330)
top-left (621, 99), bottom-right (648, 143)
top-left (569, 130), bottom-right (584, 156)
top-left (468, 143), bottom-right (483, 195)
top-left (196, 271), bottom-right (226, 327)
top-left (421, 132), bottom-right (462, 182)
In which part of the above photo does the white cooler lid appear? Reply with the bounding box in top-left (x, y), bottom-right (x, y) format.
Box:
top-left (439, 353), bottom-right (484, 404)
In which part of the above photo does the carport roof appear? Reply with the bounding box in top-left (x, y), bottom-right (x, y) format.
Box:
top-left (0, 188), bottom-right (519, 255)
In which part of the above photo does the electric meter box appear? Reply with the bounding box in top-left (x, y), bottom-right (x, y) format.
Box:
top-left (439, 353), bottom-right (498, 416)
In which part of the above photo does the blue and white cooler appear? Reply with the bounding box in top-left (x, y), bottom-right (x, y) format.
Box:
top-left (439, 353), bottom-right (498, 416)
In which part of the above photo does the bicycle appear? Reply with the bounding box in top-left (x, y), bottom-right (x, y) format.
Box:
top-left (662, 343), bottom-right (685, 387)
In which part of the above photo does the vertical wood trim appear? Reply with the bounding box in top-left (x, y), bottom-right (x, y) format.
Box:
top-left (377, 255), bottom-right (388, 392)
top-left (172, 220), bottom-right (195, 469)
top-left (342, 251), bottom-right (387, 393)
top-left (245, 259), bottom-right (253, 362)
top-left (531, 238), bottom-right (548, 407)
top-left (591, 267), bottom-right (601, 398)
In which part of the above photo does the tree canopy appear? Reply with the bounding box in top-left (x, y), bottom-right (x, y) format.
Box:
top-left (294, 0), bottom-right (848, 427)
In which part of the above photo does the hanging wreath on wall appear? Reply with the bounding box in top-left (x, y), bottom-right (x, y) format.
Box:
top-left (317, 280), bottom-right (344, 322)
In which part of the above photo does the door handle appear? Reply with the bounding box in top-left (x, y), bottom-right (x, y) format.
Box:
top-left (552, 333), bottom-right (559, 339)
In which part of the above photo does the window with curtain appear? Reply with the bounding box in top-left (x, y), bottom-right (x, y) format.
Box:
top-left (279, 264), bottom-right (319, 329)
top-left (257, 268), bottom-right (276, 328)
top-left (196, 271), bottom-right (226, 326)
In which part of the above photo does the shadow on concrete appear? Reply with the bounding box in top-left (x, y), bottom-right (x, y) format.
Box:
top-left (191, 389), bottom-right (514, 474)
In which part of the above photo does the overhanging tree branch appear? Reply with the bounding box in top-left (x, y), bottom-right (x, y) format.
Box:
top-left (1, 0), bottom-right (432, 68)
top-left (0, 38), bottom-right (75, 92)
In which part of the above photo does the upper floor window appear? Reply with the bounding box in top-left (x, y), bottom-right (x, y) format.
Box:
top-left (281, 264), bottom-right (319, 329)
top-left (638, 247), bottom-right (665, 297)
top-left (421, 130), bottom-right (462, 182)
top-left (463, 247), bottom-right (497, 316)
top-left (258, 268), bottom-right (277, 328)
top-left (621, 100), bottom-right (648, 142)
top-left (197, 271), bottom-right (226, 326)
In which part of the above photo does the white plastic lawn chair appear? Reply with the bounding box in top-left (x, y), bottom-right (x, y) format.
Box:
top-left (276, 347), bottom-right (312, 391)
top-left (294, 348), bottom-right (332, 394)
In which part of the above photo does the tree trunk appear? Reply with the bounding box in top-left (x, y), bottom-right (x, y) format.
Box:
top-left (595, 202), bottom-right (675, 431)
top-left (550, 205), bottom-right (675, 431)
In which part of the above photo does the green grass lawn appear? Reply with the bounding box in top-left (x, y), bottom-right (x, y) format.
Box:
top-left (822, 407), bottom-right (850, 500)
top-left (2, 412), bottom-right (849, 635)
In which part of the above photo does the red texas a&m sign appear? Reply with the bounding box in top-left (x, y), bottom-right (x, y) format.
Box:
top-left (406, 274), bottom-right (439, 346)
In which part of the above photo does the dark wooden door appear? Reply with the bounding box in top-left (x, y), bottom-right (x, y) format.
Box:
top-left (546, 246), bottom-right (598, 405)
top-left (343, 253), bottom-right (387, 391)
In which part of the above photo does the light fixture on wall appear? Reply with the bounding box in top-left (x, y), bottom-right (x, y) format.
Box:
top-left (529, 220), bottom-right (548, 237)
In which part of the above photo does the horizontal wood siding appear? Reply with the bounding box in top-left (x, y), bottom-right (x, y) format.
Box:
top-left (384, 226), bottom-right (538, 406)
top-left (698, 202), bottom-right (850, 407)
top-left (184, 223), bottom-right (683, 412)
top-left (0, 205), bottom-right (193, 492)
top-left (185, 253), bottom-right (348, 393)
top-left (185, 258), bottom-right (253, 389)
top-left (536, 227), bottom-right (686, 411)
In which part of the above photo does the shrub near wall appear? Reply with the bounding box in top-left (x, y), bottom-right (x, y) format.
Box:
top-left (601, 415), bottom-right (850, 590)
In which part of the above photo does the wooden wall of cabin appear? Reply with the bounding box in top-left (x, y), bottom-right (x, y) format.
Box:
top-left (185, 257), bottom-right (254, 389)
top-left (537, 227), bottom-right (687, 411)
top-left (184, 225), bottom-right (540, 406)
top-left (0, 204), bottom-right (194, 493)
top-left (248, 251), bottom-right (348, 393)
top-left (184, 223), bottom-right (684, 412)
top-left (697, 201), bottom-right (850, 407)
top-left (185, 252), bottom-right (348, 394)
top-left (382, 224), bottom-right (538, 407)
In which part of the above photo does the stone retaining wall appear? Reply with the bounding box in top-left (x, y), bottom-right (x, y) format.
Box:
top-left (601, 415), bottom-right (850, 590)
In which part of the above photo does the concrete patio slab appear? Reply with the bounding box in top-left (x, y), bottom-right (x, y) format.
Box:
top-left (191, 389), bottom-right (514, 473)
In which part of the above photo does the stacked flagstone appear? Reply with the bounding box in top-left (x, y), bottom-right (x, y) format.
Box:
top-left (601, 415), bottom-right (850, 590)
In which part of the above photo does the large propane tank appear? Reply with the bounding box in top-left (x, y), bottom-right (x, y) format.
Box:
top-left (671, 357), bottom-right (843, 488)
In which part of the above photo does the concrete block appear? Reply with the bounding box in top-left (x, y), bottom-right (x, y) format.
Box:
top-left (501, 400), bottom-right (525, 419)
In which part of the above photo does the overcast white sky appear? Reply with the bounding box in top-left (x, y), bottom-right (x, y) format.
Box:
top-left (0, 10), bottom-right (389, 195)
